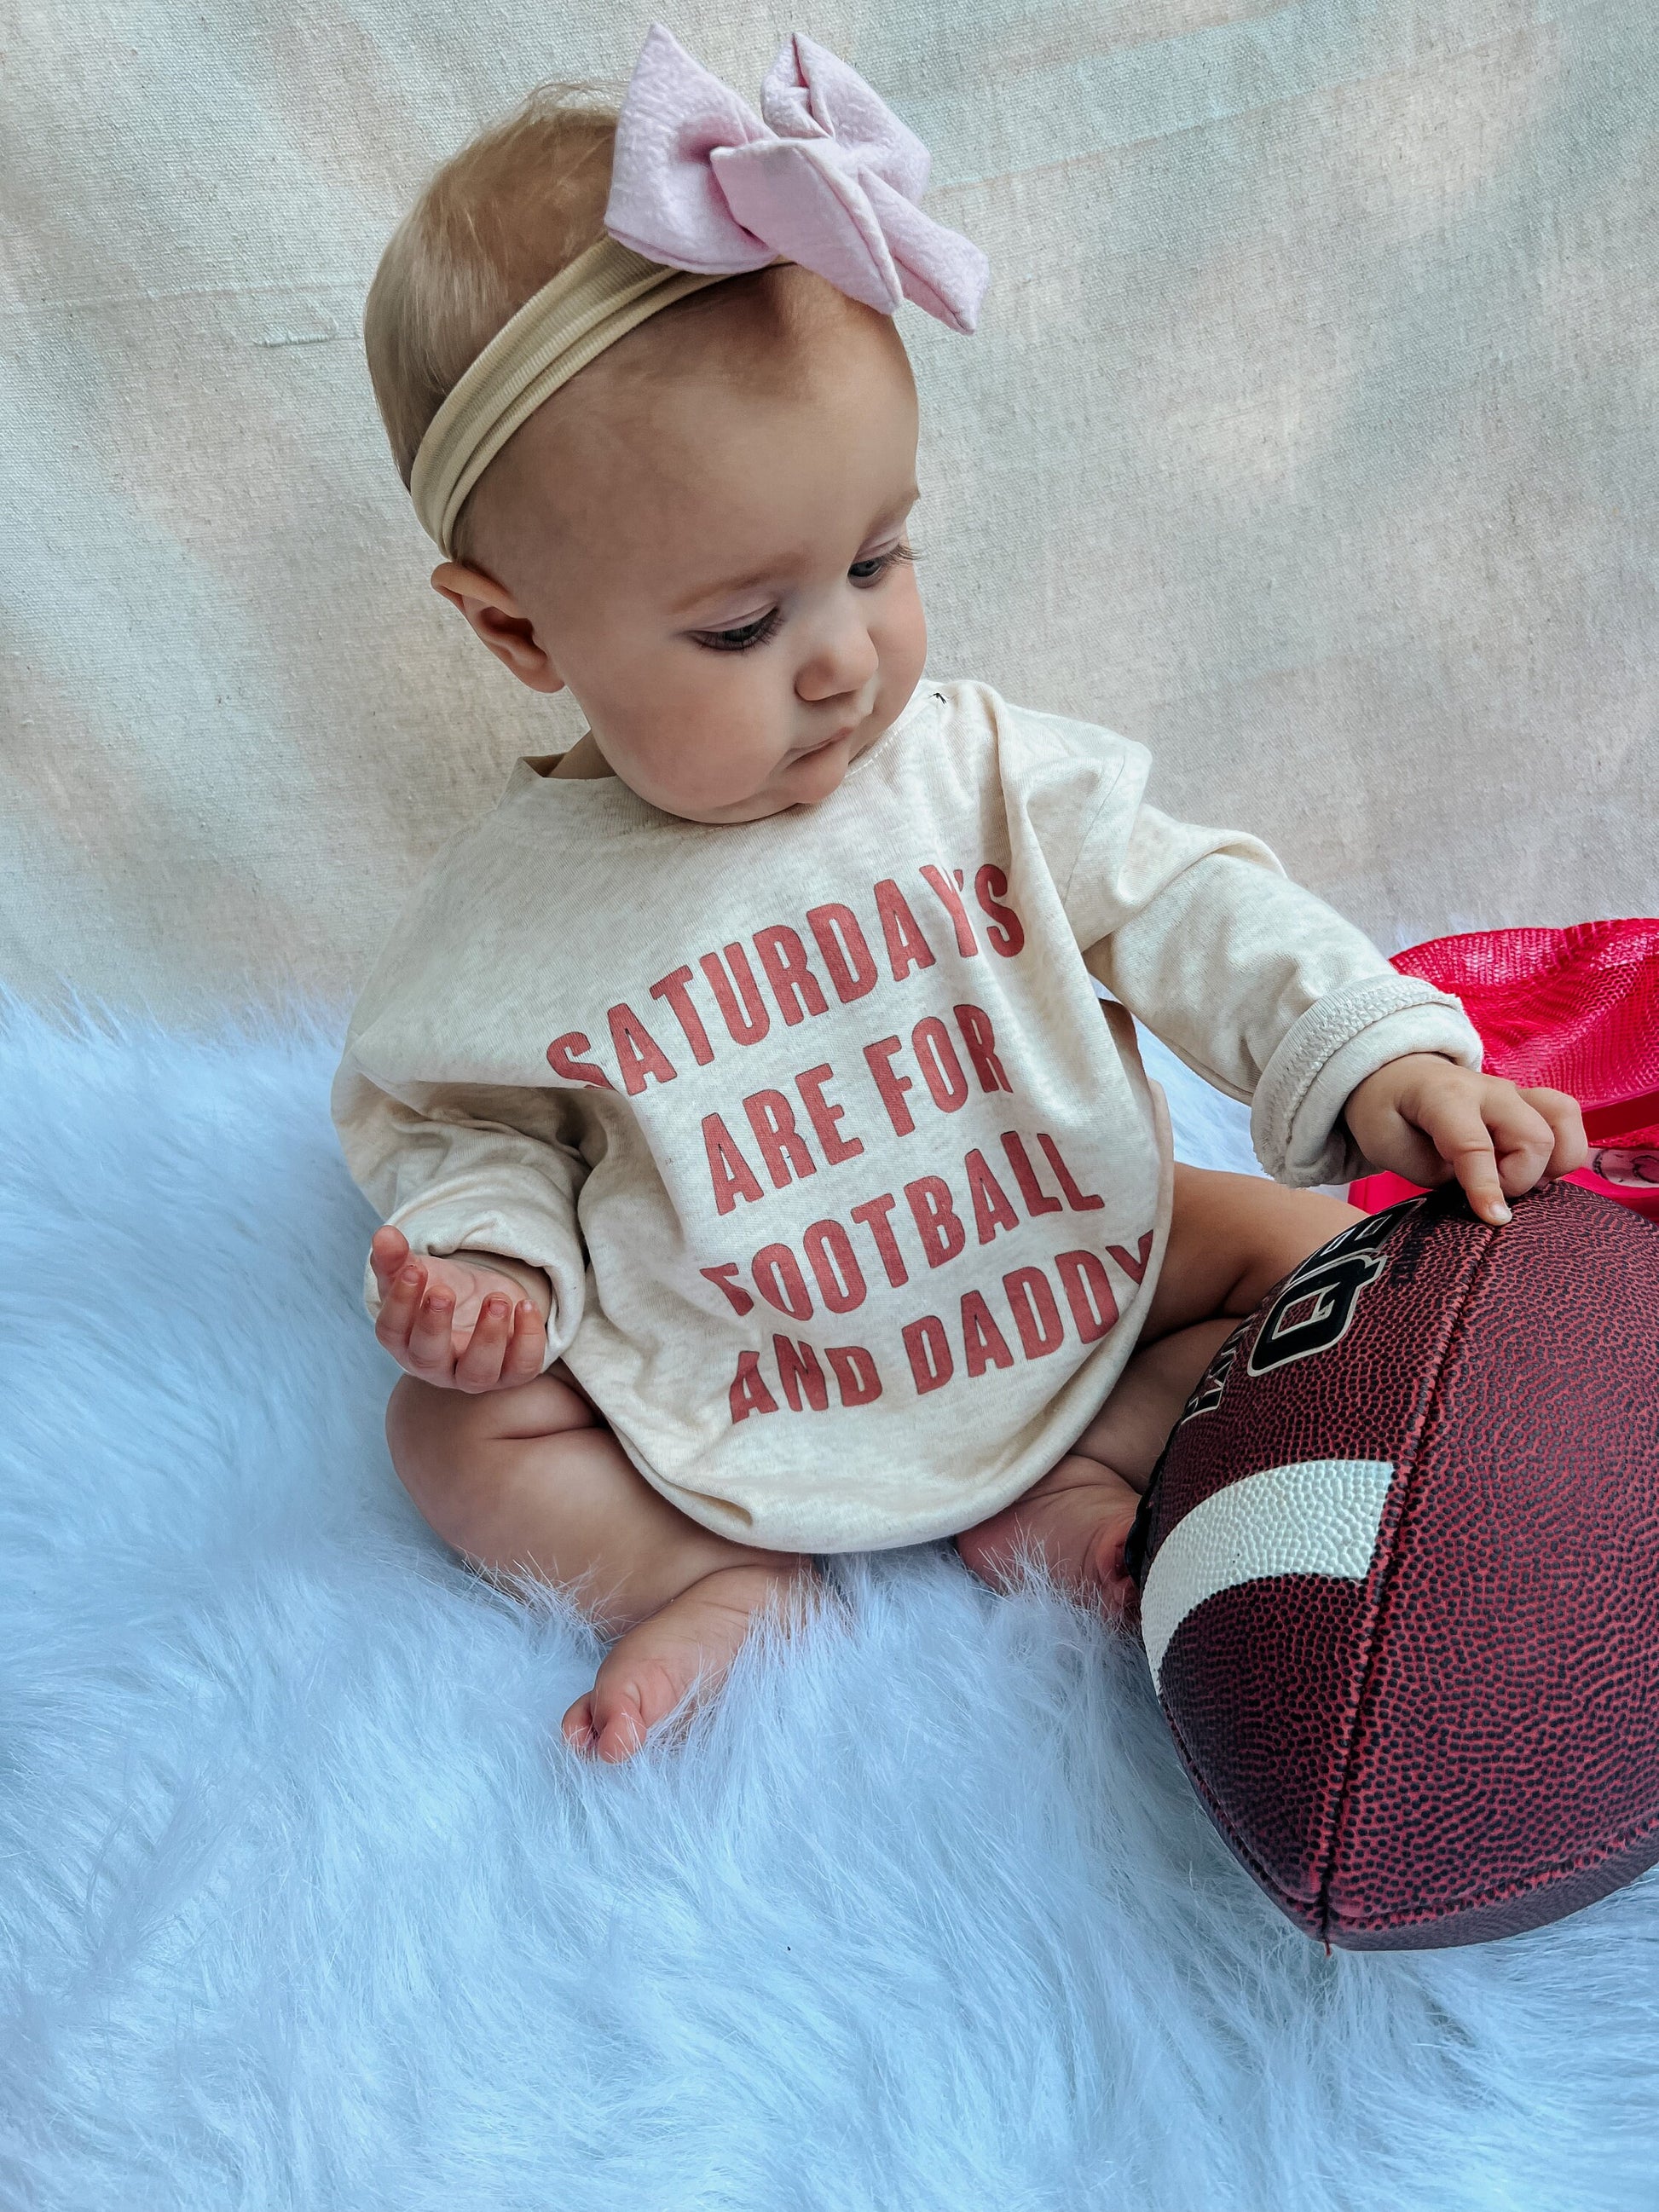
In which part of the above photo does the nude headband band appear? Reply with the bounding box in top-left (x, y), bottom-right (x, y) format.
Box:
top-left (409, 243), bottom-right (723, 559)
top-left (408, 21), bottom-right (990, 558)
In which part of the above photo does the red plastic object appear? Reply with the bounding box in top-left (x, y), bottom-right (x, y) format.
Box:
top-left (1349, 921), bottom-right (1659, 1222)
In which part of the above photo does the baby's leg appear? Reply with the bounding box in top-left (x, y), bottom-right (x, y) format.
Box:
top-left (957, 1165), bottom-right (1361, 1614)
top-left (386, 1371), bottom-right (813, 1761)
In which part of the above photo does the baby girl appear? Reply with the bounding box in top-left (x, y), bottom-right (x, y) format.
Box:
top-left (335, 26), bottom-right (1587, 1761)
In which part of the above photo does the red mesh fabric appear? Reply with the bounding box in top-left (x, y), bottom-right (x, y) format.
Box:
top-left (1392, 921), bottom-right (1659, 1143)
top-left (1349, 920), bottom-right (1659, 1221)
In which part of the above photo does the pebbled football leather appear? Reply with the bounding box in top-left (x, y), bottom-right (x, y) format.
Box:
top-left (1132, 1181), bottom-right (1659, 1949)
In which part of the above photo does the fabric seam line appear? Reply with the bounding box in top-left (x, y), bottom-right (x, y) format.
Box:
top-left (1056, 747), bottom-right (1131, 913)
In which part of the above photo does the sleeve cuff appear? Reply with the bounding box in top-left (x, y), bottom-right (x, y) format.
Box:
top-left (1250, 973), bottom-right (1485, 1187)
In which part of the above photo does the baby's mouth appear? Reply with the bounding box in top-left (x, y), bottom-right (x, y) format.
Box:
top-left (790, 726), bottom-right (855, 760)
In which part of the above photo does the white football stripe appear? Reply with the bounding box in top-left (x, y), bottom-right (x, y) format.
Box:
top-left (1141, 1458), bottom-right (1396, 1693)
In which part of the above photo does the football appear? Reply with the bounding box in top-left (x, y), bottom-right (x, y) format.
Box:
top-left (1124, 1178), bottom-right (1659, 1950)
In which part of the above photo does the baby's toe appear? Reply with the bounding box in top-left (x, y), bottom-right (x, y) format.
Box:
top-left (592, 1652), bottom-right (701, 1761)
top-left (594, 1691), bottom-right (647, 1763)
top-left (564, 1678), bottom-right (649, 1762)
top-left (1090, 1520), bottom-right (1140, 1624)
top-left (561, 1691), bottom-right (601, 1756)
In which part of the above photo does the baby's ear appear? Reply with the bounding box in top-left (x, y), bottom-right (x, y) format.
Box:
top-left (428, 557), bottom-right (500, 612)
top-left (427, 563), bottom-right (565, 695)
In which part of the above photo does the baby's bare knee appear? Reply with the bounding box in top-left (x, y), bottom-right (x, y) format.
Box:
top-left (1239, 1182), bottom-right (1362, 1306)
top-left (384, 1371), bottom-right (595, 1556)
top-left (1162, 1166), bottom-right (1364, 1328)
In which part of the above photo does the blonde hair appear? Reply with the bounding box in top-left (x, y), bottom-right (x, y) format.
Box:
top-left (362, 83), bottom-right (619, 569)
top-left (365, 82), bottom-right (908, 572)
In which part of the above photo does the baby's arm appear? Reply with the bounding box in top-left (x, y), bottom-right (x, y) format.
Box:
top-left (367, 1227), bottom-right (552, 1392)
top-left (1056, 759), bottom-right (1571, 1202)
top-left (332, 1051), bottom-right (588, 1389)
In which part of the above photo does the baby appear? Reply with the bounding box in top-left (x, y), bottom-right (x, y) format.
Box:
top-left (335, 26), bottom-right (1587, 1762)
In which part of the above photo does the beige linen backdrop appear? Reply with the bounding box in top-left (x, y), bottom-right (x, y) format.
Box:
top-left (3, 0), bottom-right (1654, 1022)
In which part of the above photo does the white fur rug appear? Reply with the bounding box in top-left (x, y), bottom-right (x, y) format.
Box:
top-left (2, 996), bottom-right (1656, 2210)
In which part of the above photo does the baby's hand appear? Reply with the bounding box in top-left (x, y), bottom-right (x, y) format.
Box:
top-left (1343, 1054), bottom-right (1587, 1227)
top-left (369, 1225), bottom-right (548, 1390)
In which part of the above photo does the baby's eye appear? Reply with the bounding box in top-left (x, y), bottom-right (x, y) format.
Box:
top-left (691, 608), bottom-right (783, 654)
top-left (849, 543), bottom-right (916, 585)
top-left (688, 543), bottom-right (916, 649)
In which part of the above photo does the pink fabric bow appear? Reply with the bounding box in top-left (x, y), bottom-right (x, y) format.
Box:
top-left (604, 24), bottom-right (990, 334)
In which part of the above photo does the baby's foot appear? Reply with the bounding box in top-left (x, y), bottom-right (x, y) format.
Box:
top-left (562, 1562), bottom-right (816, 1762)
top-left (957, 1456), bottom-right (1143, 1620)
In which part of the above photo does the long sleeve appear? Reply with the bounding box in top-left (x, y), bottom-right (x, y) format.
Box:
top-left (1009, 709), bottom-right (1484, 1186)
top-left (330, 1060), bottom-right (590, 1371)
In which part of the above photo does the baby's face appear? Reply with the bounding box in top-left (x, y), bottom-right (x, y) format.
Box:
top-left (442, 301), bottom-right (927, 823)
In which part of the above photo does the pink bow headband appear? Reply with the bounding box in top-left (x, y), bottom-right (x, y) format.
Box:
top-left (607, 23), bottom-right (989, 332)
top-left (409, 23), bottom-right (989, 557)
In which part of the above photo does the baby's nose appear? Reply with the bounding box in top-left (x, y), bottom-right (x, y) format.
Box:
top-left (795, 618), bottom-right (879, 702)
